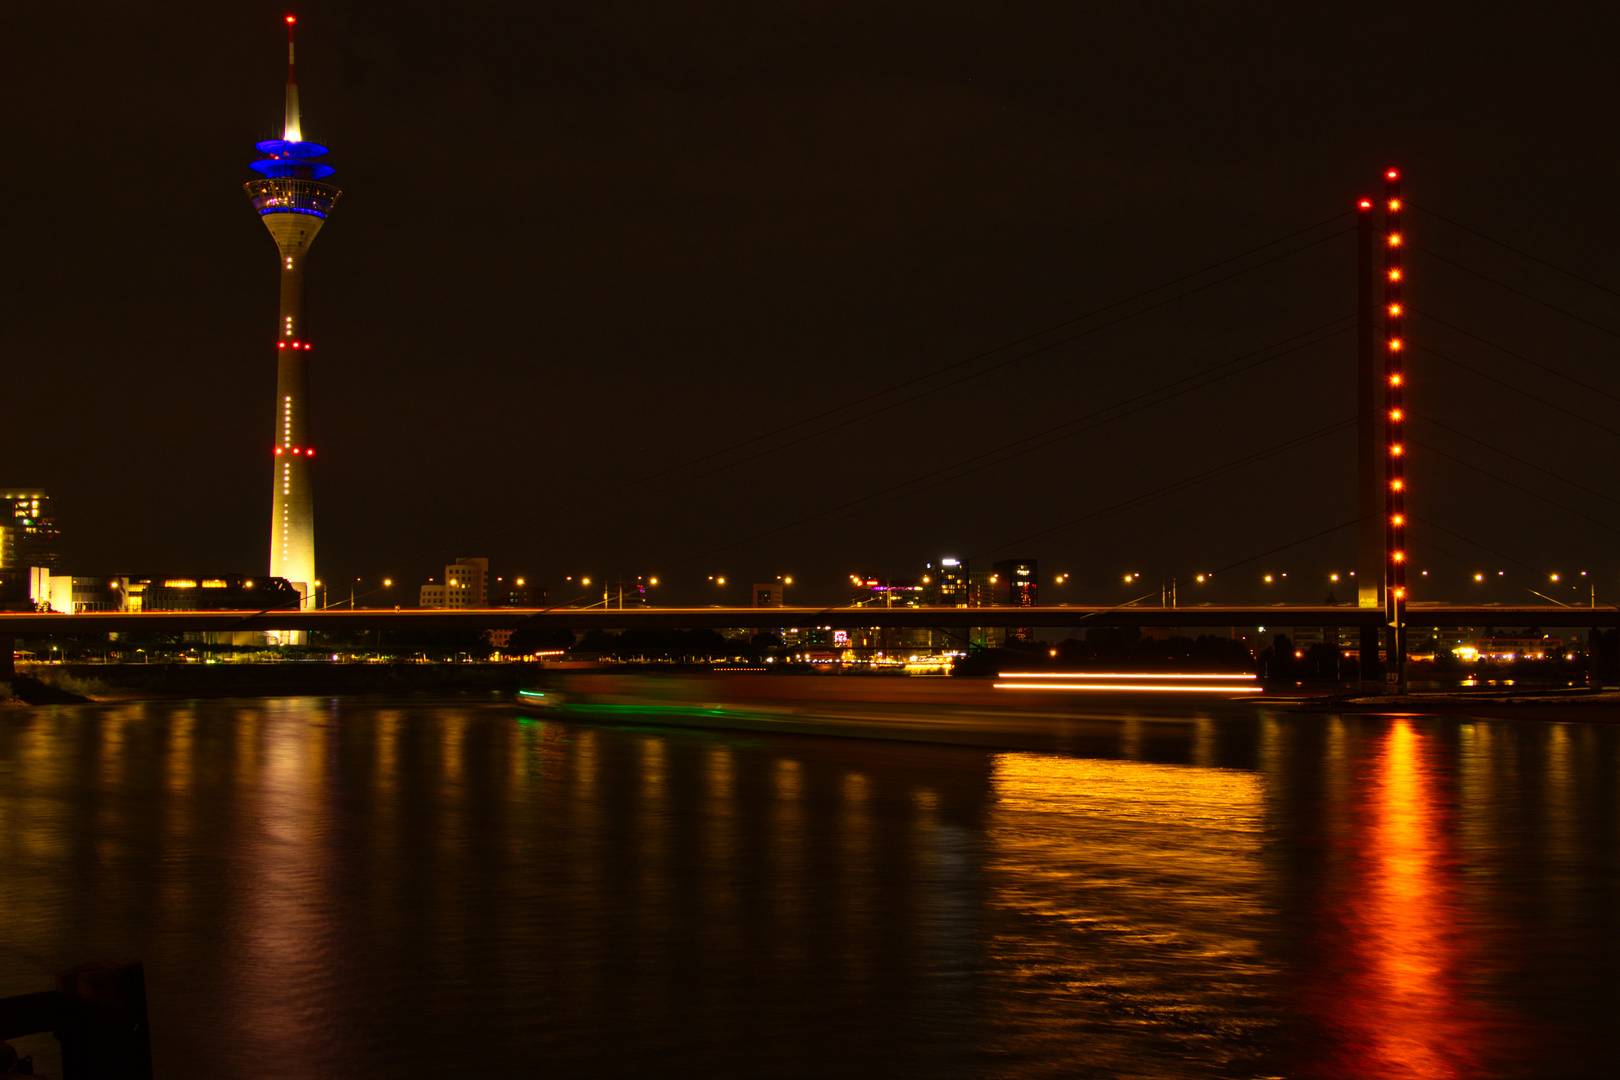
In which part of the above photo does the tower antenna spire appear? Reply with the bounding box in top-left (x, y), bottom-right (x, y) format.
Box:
top-left (283, 15), bottom-right (302, 142)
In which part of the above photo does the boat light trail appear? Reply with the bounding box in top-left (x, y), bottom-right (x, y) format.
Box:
top-left (998, 672), bottom-right (1258, 680)
top-left (993, 682), bottom-right (1265, 693)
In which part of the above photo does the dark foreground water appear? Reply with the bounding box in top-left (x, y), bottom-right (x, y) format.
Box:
top-left (1, 698), bottom-right (1617, 1078)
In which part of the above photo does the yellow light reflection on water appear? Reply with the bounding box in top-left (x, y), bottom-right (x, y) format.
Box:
top-left (986, 752), bottom-right (1274, 1068)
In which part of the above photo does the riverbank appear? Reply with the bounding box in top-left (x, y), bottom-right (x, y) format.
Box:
top-left (3, 661), bottom-right (537, 705)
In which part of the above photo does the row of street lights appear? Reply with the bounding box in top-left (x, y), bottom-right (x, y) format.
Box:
top-left (311, 567), bottom-right (1609, 609)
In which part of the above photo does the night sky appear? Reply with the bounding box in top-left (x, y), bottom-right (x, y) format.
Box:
top-left (10, 2), bottom-right (1620, 608)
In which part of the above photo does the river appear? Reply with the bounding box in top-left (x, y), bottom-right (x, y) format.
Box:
top-left (1, 696), bottom-right (1615, 1077)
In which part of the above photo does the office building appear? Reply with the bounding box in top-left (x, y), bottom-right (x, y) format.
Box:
top-left (993, 558), bottom-right (1038, 642)
top-left (0, 490), bottom-right (60, 572)
top-left (420, 558), bottom-right (489, 609)
top-left (0, 490), bottom-right (62, 609)
top-left (492, 577), bottom-right (548, 607)
top-left (134, 576), bottom-right (301, 612)
top-left (246, 17), bottom-right (342, 610)
top-left (926, 558), bottom-right (969, 606)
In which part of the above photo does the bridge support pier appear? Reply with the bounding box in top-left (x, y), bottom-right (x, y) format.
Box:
top-left (1358, 624), bottom-right (1381, 689)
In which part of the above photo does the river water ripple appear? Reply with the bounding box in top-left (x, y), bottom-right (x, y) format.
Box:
top-left (1, 697), bottom-right (1616, 1077)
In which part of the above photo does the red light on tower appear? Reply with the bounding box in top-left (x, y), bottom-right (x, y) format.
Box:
top-left (1386, 169), bottom-right (1399, 179)
top-left (286, 15), bottom-right (296, 24)
top-left (1358, 198), bottom-right (1372, 209)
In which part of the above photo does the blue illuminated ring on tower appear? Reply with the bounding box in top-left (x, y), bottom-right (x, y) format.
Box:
top-left (245, 178), bottom-right (341, 219)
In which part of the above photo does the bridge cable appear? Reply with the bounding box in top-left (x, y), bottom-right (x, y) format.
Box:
top-left (534, 414), bottom-right (1357, 616)
top-left (1411, 412), bottom-right (1620, 510)
top-left (365, 218), bottom-right (1357, 590)
top-left (944, 513), bottom-right (1377, 639)
top-left (603, 328), bottom-right (1355, 590)
top-left (1409, 308), bottom-right (1620, 407)
top-left (963, 419), bottom-right (1356, 562)
top-left (667, 321), bottom-right (1354, 561)
top-left (1411, 343), bottom-right (1620, 441)
top-left (1409, 436), bottom-right (1620, 536)
top-left (1410, 243), bottom-right (1620, 341)
top-left (1410, 514), bottom-right (1620, 609)
top-left (1411, 203), bottom-right (1620, 303)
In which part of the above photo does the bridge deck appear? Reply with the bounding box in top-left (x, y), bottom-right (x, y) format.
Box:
top-left (0, 604), bottom-right (1614, 634)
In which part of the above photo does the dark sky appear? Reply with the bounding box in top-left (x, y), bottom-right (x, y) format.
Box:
top-left (10, 1), bottom-right (1620, 608)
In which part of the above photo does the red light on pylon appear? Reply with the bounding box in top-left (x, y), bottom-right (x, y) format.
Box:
top-left (306, 448), bottom-right (315, 457)
top-left (286, 15), bottom-right (296, 24)
top-left (1386, 169), bottom-right (1398, 179)
top-left (1359, 199), bottom-right (1372, 209)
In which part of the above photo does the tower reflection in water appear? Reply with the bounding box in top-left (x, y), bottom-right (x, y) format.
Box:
top-left (1301, 718), bottom-right (1515, 1079)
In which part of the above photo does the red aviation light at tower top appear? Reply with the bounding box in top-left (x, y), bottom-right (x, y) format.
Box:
top-left (1383, 168), bottom-right (1408, 691)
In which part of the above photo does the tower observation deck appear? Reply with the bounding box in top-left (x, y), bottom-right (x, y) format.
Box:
top-left (244, 15), bottom-right (339, 610)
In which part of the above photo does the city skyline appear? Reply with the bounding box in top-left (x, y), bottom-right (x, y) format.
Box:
top-left (5, 4), bottom-right (1619, 607)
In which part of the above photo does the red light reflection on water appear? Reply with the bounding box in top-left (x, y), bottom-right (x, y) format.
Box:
top-left (1317, 720), bottom-right (1495, 1078)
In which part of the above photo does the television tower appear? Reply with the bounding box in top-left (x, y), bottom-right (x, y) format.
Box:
top-left (244, 15), bottom-right (340, 609)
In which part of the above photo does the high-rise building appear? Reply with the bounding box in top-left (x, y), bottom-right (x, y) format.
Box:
top-left (420, 558), bottom-right (489, 609)
top-left (0, 489), bottom-right (61, 609)
top-left (0, 490), bottom-right (60, 573)
top-left (992, 558), bottom-right (1038, 607)
top-left (993, 558), bottom-right (1038, 642)
top-left (245, 16), bottom-right (341, 610)
top-left (926, 558), bottom-right (969, 606)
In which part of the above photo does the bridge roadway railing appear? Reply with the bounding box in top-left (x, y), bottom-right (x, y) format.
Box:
top-left (0, 605), bottom-right (1614, 634)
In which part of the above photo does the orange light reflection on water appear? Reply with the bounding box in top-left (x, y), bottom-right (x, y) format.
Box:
top-left (1325, 719), bottom-right (1496, 1078)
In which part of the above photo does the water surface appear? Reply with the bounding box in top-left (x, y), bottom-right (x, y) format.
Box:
top-left (1, 697), bottom-right (1615, 1077)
